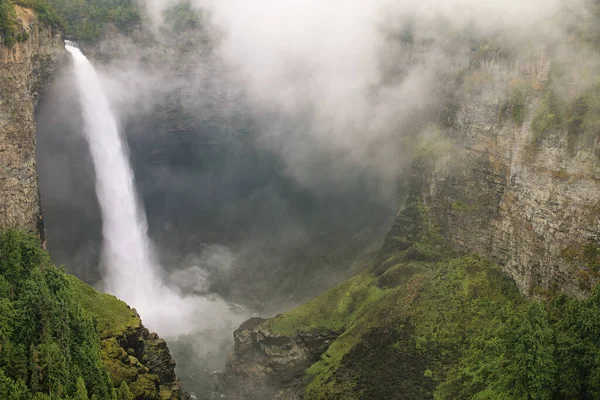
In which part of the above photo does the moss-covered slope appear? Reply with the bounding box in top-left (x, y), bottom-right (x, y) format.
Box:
top-left (225, 197), bottom-right (600, 399)
top-left (0, 230), bottom-right (183, 399)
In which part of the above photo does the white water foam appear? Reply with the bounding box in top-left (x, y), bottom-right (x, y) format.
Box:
top-left (65, 42), bottom-right (242, 338)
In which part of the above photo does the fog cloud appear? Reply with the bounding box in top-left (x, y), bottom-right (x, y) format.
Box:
top-left (128, 0), bottom-right (574, 197)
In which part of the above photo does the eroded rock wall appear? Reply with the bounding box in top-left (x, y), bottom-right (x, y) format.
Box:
top-left (418, 48), bottom-right (600, 296)
top-left (0, 7), bottom-right (64, 233)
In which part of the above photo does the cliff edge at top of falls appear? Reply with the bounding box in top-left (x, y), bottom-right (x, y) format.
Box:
top-left (0, 5), bottom-right (64, 234)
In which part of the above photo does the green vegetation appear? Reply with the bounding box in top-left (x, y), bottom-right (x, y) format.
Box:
top-left (0, 0), bottom-right (20, 46)
top-left (14, 0), bottom-right (63, 28)
top-left (0, 230), bottom-right (174, 399)
top-left (264, 272), bottom-right (385, 336)
top-left (531, 89), bottom-right (562, 141)
top-left (527, 81), bottom-right (600, 157)
top-left (451, 200), bottom-right (473, 213)
top-left (561, 242), bottom-right (600, 291)
top-left (67, 275), bottom-right (139, 339)
top-left (0, 230), bottom-right (113, 398)
top-left (0, 0), bottom-right (140, 43)
top-left (162, 1), bottom-right (201, 34)
top-left (471, 38), bottom-right (513, 62)
top-left (564, 83), bottom-right (600, 155)
top-left (264, 201), bottom-right (600, 399)
top-left (0, 0), bottom-right (31, 46)
top-left (44, 0), bottom-right (139, 40)
top-left (1, 0), bottom-right (64, 46)
top-left (500, 87), bottom-right (527, 126)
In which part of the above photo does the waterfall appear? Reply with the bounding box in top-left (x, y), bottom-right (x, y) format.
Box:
top-left (64, 42), bottom-right (240, 337)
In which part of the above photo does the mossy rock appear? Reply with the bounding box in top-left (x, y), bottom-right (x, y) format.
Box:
top-left (130, 373), bottom-right (160, 400)
top-left (100, 339), bottom-right (140, 387)
top-left (374, 202), bottom-right (450, 276)
top-left (160, 388), bottom-right (175, 400)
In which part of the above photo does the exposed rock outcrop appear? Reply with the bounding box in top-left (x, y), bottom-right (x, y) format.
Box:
top-left (0, 7), bottom-right (64, 234)
top-left (216, 317), bottom-right (339, 399)
top-left (103, 321), bottom-right (184, 399)
top-left (417, 49), bottom-right (600, 297)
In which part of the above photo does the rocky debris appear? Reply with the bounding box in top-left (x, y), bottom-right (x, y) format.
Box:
top-left (215, 317), bottom-right (338, 399)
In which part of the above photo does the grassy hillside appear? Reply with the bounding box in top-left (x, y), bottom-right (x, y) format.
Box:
top-left (261, 200), bottom-right (600, 399)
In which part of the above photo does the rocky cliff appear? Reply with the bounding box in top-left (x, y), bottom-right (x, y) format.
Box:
top-left (419, 48), bottom-right (600, 297)
top-left (0, 6), bottom-right (64, 234)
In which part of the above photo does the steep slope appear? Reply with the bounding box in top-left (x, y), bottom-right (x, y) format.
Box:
top-left (0, 229), bottom-right (184, 399)
top-left (222, 193), bottom-right (600, 399)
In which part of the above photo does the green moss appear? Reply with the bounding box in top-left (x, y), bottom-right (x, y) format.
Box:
top-left (499, 87), bottom-right (527, 126)
top-left (531, 89), bottom-right (562, 141)
top-left (377, 262), bottom-right (424, 288)
top-left (159, 387), bottom-right (174, 400)
top-left (264, 187), bottom-right (600, 399)
top-left (374, 201), bottom-right (451, 275)
top-left (561, 242), bottom-right (600, 290)
top-left (564, 83), bottom-right (600, 156)
top-left (264, 271), bottom-right (387, 336)
top-left (303, 254), bottom-right (521, 399)
top-left (100, 338), bottom-right (139, 387)
top-left (130, 373), bottom-right (159, 399)
top-left (67, 275), bottom-right (140, 339)
top-left (264, 198), bottom-right (532, 399)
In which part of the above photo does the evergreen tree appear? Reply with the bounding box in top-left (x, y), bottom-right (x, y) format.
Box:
top-left (74, 376), bottom-right (89, 400)
top-left (116, 381), bottom-right (134, 400)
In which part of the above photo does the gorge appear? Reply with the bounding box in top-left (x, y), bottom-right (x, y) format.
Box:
top-left (2, 0), bottom-right (600, 399)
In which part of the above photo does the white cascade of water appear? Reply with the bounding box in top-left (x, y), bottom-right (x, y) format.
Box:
top-left (65, 42), bottom-right (239, 337)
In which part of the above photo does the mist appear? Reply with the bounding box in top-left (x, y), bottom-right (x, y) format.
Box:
top-left (34, 0), bottom-right (597, 397)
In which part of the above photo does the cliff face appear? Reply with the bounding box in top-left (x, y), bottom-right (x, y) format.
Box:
top-left (0, 6), bottom-right (64, 234)
top-left (419, 50), bottom-right (600, 297)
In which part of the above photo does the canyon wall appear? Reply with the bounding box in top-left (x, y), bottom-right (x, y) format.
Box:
top-left (0, 7), bottom-right (64, 234)
top-left (419, 48), bottom-right (600, 297)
